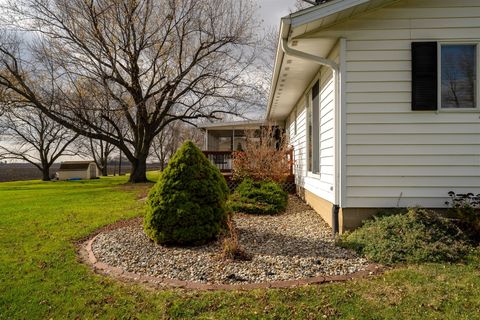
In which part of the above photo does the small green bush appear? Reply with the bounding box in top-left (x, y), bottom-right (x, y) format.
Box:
top-left (144, 141), bottom-right (229, 246)
top-left (447, 191), bottom-right (480, 242)
top-left (228, 179), bottom-right (288, 215)
top-left (338, 208), bottom-right (470, 265)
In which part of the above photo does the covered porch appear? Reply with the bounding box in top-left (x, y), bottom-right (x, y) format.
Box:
top-left (199, 120), bottom-right (295, 193)
top-left (200, 120), bottom-right (265, 173)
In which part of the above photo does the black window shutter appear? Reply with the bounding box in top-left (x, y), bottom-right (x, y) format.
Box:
top-left (412, 42), bottom-right (438, 111)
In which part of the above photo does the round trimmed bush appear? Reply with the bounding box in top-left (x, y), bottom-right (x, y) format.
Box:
top-left (144, 141), bottom-right (229, 246)
top-left (338, 208), bottom-right (471, 264)
top-left (228, 179), bottom-right (288, 215)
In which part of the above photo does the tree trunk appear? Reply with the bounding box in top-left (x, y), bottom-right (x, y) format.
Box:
top-left (41, 166), bottom-right (51, 181)
top-left (129, 153), bottom-right (149, 183)
top-left (100, 158), bottom-right (108, 176)
top-left (101, 165), bottom-right (108, 176)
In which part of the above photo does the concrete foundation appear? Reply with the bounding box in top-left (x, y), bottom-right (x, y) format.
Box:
top-left (298, 186), bottom-right (382, 233)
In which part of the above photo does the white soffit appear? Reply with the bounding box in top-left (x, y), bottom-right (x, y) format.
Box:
top-left (269, 38), bottom-right (336, 121)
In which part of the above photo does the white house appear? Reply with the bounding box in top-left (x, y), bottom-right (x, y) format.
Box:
top-left (268, 0), bottom-right (480, 232)
top-left (57, 161), bottom-right (99, 180)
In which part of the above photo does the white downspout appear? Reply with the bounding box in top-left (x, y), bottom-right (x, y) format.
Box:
top-left (281, 39), bottom-right (339, 73)
top-left (280, 37), bottom-right (343, 212)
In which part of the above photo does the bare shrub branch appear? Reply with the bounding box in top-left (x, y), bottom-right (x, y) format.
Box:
top-left (232, 125), bottom-right (293, 183)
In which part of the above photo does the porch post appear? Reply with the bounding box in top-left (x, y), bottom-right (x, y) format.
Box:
top-left (204, 129), bottom-right (209, 150)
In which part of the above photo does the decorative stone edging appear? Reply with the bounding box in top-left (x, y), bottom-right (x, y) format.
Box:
top-left (79, 233), bottom-right (384, 291)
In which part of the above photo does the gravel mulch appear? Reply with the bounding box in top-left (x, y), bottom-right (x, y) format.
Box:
top-left (92, 195), bottom-right (369, 284)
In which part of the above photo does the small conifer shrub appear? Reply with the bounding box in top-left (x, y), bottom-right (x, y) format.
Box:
top-left (228, 179), bottom-right (288, 215)
top-left (144, 141), bottom-right (229, 246)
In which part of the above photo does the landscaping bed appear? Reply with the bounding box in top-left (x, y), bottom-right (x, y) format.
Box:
top-left (3, 177), bottom-right (480, 319)
top-left (91, 195), bottom-right (369, 285)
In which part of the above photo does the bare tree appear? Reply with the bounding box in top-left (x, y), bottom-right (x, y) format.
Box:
top-left (91, 138), bottom-right (115, 176)
top-left (0, 107), bottom-right (78, 181)
top-left (151, 122), bottom-right (203, 170)
top-left (75, 114), bottom-right (123, 176)
top-left (253, 26), bottom-right (279, 109)
top-left (0, 0), bottom-right (259, 182)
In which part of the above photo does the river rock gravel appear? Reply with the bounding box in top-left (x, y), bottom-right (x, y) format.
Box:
top-left (92, 195), bottom-right (369, 284)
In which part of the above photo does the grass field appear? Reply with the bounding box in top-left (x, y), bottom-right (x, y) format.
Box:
top-left (1, 175), bottom-right (480, 319)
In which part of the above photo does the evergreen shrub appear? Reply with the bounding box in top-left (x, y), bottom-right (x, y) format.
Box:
top-left (144, 141), bottom-right (229, 246)
top-left (228, 179), bottom-right (288, 215)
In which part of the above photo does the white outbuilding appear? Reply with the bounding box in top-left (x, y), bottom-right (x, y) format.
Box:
top-left (57, 161), bottom-right (100, 180)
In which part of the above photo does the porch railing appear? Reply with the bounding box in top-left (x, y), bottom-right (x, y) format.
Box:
top-left (203, 148), bottom-right (294, 176)
top-left (203, 151), bottom-right (233, 172)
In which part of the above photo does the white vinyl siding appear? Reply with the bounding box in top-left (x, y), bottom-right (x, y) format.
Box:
top-left (285, 43), bottom-right (339, 204)
top-left (334, 0), bottom-right (480, 208)
top-left (290, 102), bottom-right (307, 179)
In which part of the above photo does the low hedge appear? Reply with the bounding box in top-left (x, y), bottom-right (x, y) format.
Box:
top-left (228, 179), bottom-right (288, 215)
top-left (338, 208), bottom-right (471, 265)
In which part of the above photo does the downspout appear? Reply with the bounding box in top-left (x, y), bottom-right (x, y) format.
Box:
top-left (280, 30), bottom-right (342, 235)
top-left (280, 39), bottom-right (339, 74)
top-left (332, 205), bottom-right (340, 235)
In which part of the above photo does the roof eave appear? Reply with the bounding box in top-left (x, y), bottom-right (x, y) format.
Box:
top-left (266, 0), bottom-right (373, 120)
top-left (266, 17), bottom-right (291, 120)
top-left (198, 119), bottom-right (268, 130)
top-left (289, 0), bottom-right (370, 28)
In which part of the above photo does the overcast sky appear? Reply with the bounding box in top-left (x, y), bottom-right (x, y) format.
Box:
top-left (258, 0), bottom-right (297, 29)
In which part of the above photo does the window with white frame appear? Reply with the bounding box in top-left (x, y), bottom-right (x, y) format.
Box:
top-left (440, 44), bottom-right (477, 109)
top-left (307, 95), bottom-right (313, 172)
top-left (412, 42), bottom-right (479, 111)
top-left (307, 80), bottom-right (320, 175)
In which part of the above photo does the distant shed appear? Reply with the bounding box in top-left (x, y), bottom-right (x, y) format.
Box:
top-left (57, 161), bottom-right (99, 180)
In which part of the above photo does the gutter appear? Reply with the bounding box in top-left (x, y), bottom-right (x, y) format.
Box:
top-left (279, 20), bottom-right (343, 234)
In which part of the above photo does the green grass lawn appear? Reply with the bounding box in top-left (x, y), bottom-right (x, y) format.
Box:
top-left (1, 175), bottom-right (480, 319)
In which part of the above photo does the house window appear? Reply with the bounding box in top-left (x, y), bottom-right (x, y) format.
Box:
top-left (307, 96), bottom-right (312, 172)
top-left (412, 42), bottom-right (480, 111)
top-left (308, 81), bottom-right (320, 174)
top-left (440, 44), bottom-right (477, 109)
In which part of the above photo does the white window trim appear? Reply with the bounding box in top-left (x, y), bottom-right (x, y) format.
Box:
top-left (437, 41), bottom-right (480, 112)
